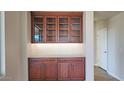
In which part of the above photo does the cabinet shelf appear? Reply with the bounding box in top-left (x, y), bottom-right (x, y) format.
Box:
top-left (34, 22), bottom-right (43, 24)
top-left (71, 35), bottom-right (80, 37)
top-left (47, 35), bottom-right (56, 37)
top-left (59, 28), bottom-right (68, 30)
top-left (59, 23), bottom-right (68, 24)
top-left (71, 29), bottom-right (80, 31)
top-left (72, 23), bottom-right (80, 25)
top-left (47, 28), bottom-right (56, 30)
top-left (47, 22), bottom-right (56, 25)
top-left (59, 34), bottom-right (68, 37)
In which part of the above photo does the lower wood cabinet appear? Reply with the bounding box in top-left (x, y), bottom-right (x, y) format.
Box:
top-left (29, 58), bottom-right (57, 81)
top-left (58, 58), bottom-right (85, 80)
top-left (29, 57), bottom-right (85, 81)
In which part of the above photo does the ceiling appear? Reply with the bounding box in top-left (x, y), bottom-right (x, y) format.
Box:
top-left (94, 11), bottom-right (121, 21)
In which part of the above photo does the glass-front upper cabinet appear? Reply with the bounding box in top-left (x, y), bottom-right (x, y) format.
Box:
top-left (31, 12), bottom-right (83, 43)
top-left (46, 16), bottom-right (57, 43)
top-left (32, 16), bottom-right (44, 43)
top-left (70, 17), bottom-right (82, 43)
top-left (58, 16), bottom-right (69, 43)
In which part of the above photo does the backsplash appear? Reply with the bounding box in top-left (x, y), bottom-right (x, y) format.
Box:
top-left (28, 43), bottom-right (85, 57)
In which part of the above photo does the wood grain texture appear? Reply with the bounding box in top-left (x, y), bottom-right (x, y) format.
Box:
top-left (28, 57), bottom-right (85, 81)
top-left (31, 12), bottom-right (83, 16)
top-left (29, 58), bottom-right (57, 81)
top-left (58, 57), bottom-right (85, 80)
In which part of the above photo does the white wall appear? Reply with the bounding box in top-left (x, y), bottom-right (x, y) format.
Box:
top-left (85, 11), bottom-right (94, 81)
top-left (20, 12), bottom-right (29, 80)
top-left (0, 12), bottom-right (5, 76)
top-left (0, 12), bottom-right (2, 75)
top-left (29, 44), bottom-right (84, 57)
top-left (108, 12), bottom-right (124, 80)
top-left (0, 12), bottom-right (28, 80)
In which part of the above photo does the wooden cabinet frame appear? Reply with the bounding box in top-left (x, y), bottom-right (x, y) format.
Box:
top-left (31, 12), bottom-right (83, 43)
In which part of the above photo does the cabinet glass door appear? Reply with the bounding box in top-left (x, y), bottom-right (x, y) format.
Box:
top-left (32, 17), bottom-right (44, 43)
top-left (46, 17), bottom-right (57, 43)
top-left (58, 16), bottom-right (69, 43)
top-left (70, 17), bottom-right (82, 43)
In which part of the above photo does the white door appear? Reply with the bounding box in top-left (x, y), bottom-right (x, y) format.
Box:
top-left (99, 28), bottom-right (108, 70)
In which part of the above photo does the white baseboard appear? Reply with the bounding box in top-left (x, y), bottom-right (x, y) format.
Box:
top-left (94, 64), bottom-right (100, 66)
top-left (107, 71), bottom-right (124, 81)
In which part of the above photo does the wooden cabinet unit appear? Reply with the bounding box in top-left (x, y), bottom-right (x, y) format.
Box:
top-left (29, 58), bottom-right (58, 81)
top-left (29, 60), bottom-right (41, 80)
top-left (29, 57), bottom-right (85, 81)
top-left (31, 12), bottom-right (83, 43)
top-left (58, 58), bottom-right (85, 80)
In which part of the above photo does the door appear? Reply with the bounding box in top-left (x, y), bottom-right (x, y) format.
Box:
top-left (45, 62), bottom-right (58, 80)
top-left (31, 16), bottom-right (44, 43)
top-left (70, 62), bottom-right (85, 80)
top-left (58, 16), bottom-right (69, 43)
top-left (29, 58), bottom-right (58, 81)
top-left (70, 16), bottom-right (82, 43)
top-left (58, 62), bottom-right (71, 80)
top-left (29, 62), bottom-right (41, 80)
top-left (58, 58), bottom-right (85, 81)
top-left (46, 16), bottom-right (57, 43)
top-left (98, 28), bottom-right (108, 70)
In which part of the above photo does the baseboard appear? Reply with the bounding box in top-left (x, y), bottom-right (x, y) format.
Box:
top-left (95, 64), bottom-right (106, 71)
top-left (0, 75), bottom-right (5, 79)
top-left (107, 71), bottom-right (123, 81)
top-left (94, 64), bottom-right (99, 66)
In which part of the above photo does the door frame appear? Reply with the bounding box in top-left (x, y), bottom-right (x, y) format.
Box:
top-left (95, 20), bottom-right (108, 71)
